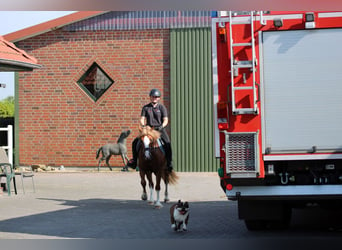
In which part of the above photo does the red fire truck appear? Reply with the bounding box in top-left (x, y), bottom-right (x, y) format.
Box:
top-left (212, 11), bottom-right (342, 230)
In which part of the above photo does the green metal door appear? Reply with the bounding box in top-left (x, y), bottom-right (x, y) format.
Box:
top-left (170, 28), bottom-right (219, 172)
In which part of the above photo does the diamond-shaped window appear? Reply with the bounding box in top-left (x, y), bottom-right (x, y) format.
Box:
top-left (77, 62), bottom-right (114, 101)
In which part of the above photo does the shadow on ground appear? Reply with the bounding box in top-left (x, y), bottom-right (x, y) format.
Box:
top-left (0, 199), bottom-right (240, 239)
top-left (1, 197), bottom-right (342, 239)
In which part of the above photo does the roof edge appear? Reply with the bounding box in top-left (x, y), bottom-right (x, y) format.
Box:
top-left (0, 59), bottom-right (42, 71)
top-left (3, 11), bottom-right (108, 43)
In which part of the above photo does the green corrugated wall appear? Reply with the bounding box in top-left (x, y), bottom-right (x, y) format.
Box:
top-left (170, 28), bottom-right (220, 172)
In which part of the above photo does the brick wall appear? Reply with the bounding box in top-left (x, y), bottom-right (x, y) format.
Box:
top-left (17, 29), bottom-right (170, 168)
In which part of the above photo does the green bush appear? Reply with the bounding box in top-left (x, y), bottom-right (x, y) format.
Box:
top-left (0, 96), bottom-right (14, 118)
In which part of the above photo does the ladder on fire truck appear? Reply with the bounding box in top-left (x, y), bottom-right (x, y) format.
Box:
top-left (228, 11), bottom-right (261, 115)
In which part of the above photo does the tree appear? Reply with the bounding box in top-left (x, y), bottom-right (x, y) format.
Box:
top-left (0, 96), bottom-right (15, 118)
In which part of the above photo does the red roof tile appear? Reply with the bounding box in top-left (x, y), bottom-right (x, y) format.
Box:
top-left (1, 11), bottom-right (106, 72)
top-left (0, 35), bottom-right (40, 71)
top-left (3, 11), bottom-right (107, 43)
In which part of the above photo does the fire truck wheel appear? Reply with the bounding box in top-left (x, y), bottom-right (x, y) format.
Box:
top-left (244, 207), bottom-right (292, 231)
top-left (244, 220), bottom-right (268, 231)
top-left (273, 206), bottom-right (292, 229)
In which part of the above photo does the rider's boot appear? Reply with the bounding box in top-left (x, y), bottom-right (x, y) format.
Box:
top-left (165, 143), bottom-right (173, 172)
top-left (126, 138), bottom-right (139, 169)
top-left (126, 158), bottom-right (137, 169)
top-left (167, 160), bottom-right (173, 173)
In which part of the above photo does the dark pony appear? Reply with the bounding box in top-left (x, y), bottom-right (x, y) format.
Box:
top-left (137, 125), bottom-right (178, 208)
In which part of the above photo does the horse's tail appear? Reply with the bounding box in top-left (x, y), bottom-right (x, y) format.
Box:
top-left (96, 147), bottom-right (102, 159)
top-left (167, 171), bottom-right (179, 185)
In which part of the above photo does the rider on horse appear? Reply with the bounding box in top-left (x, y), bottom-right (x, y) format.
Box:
top-left (126, 88), bottom-right (173, 172)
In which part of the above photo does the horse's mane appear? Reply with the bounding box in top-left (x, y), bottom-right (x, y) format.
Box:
top-left (139, 126), bottom-right (161, 140)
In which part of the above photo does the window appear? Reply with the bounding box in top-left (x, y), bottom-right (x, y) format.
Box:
top-left (77, 62), bottom-right (114, 101)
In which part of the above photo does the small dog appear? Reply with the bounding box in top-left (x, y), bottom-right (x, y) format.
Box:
top-left (170, 200), bottom-right (190, 231)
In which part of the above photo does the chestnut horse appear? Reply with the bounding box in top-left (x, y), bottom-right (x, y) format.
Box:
top-left (137, 126), bottom-right (178, 208)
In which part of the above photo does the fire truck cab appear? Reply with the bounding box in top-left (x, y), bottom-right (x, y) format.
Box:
top-left (212, 11), bottom-right (342, 230)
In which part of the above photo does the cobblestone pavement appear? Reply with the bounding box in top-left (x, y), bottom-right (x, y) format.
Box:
top-left (1, 170), bottom-right (342, 240)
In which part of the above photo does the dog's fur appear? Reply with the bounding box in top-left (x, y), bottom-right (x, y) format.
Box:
top-left (96, 130), bottom-right (131, 171)
top-left (170, 200), bottom-right (190, 231)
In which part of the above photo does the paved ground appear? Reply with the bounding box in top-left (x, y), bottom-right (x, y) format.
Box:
top-left (0, 169), bottom-right (232, 239)
top-left (2, 168), bottom-right (342, 243)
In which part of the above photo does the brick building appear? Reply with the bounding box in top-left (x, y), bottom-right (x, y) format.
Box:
top-left (5, 11), bottom-right (219, 171)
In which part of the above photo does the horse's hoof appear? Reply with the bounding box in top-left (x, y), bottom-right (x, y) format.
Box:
top-left (154, 203), bottom-right (163, 209)
top-left (164, 198), bottom-right (170, 203)
top-left (148, 201), bottom-right (154, 205)
top-left (141, 193), bottom-right (147, 200)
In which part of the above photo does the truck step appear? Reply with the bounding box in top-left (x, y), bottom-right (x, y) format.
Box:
top-left (233, 60), bottom-right (254, 69)
top-left (232, 43), bottom-right (252, 47)
top-left (234, 86), bottom-right (254, 90)
top-left (231, 20), bottom-right (252, 25)
top-left (233, 108), bottom-right (259, 115)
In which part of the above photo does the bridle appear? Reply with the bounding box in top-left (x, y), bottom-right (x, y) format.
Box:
top-left (139, 126), bottom-right (161, 159)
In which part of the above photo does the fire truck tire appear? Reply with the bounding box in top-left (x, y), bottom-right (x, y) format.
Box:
top-left (244, 207), bottom-right (292, 231)
top-left (244, 218), bottom-right (290, 231)
top-left (244, 220), bottom-right (268, 230)
top-left (274, 206), bottom-right (292, 229)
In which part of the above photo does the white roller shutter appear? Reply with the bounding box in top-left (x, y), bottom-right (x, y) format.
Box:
top-left (261, 29), bottom-right (342, 153)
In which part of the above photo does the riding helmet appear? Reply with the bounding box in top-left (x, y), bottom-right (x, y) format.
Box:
top-left (149, 88), bottom-right (161, 97)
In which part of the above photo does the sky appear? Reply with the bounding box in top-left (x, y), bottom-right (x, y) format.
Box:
top-left (0, 11), bottom-right (76, 100)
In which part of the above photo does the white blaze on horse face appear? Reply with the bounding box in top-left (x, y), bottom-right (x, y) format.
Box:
top-left (143, 136), bottom-right (150, 148)
top-left (143, 135), bottom-right (152, 159)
